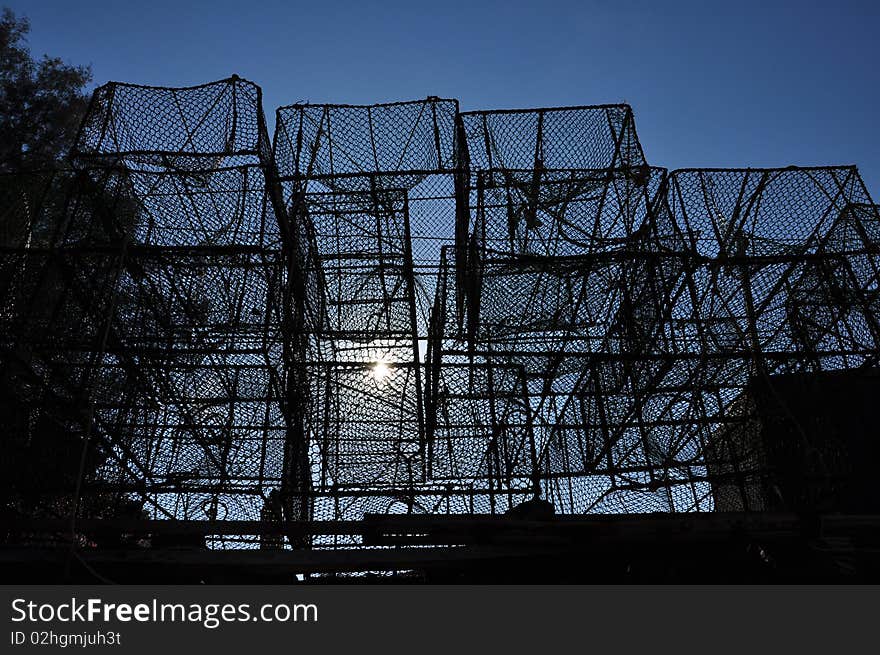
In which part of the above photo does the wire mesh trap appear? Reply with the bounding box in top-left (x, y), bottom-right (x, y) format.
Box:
top-left (2, 78), bottom-right (879, 561)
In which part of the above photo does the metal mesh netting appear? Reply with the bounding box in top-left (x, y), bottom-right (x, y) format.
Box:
top-left (2, 79), bottom-right (879, 554)
top-left (303, 190), bottom-right (424, 489)
top-left (431, 125), bottom-right (879, 514)
top-left (74, 77), bottom-right (271, 171)
top-left (274, 98), bottom-right (458, 190)
top-left (1, 78), bottom-right (291, 549)
top-left (469, 166), bottom-right (663, 257)
top-left (458, 105), bottom-right (646, 172)
top-left (274, 100), bottom-right (466, 542)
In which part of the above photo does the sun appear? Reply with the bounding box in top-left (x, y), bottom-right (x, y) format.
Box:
top-left (371, 361), bottom-right (391, 381)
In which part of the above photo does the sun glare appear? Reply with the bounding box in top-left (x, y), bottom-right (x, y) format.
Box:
top-left (371, 361), bottom-right (391, 381)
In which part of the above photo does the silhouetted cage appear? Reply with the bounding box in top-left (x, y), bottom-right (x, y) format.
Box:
top-left (301, 190), bottom-right (424, 488)
top-left (274, 98), bottom-right (471, 539)
top-left (458, 105), bottom-right (646, 172)
top-left (468, 167), bottom-right (664, 257)
top-left (274, 98), bottom-right (461, 328)
top-left (2, 78), bottom-right (880, 562)
top-left (73, 77), bottom-right (272, 171)
top-left (2, 78), bottom-right (293, 551)
top-left (274, 98), bottom-right (458, 189)
top-left (429, 165), bottom-right (880, 515)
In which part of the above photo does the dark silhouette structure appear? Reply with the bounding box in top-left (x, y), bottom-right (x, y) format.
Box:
top-left (2, 77), bottom-right (879, 582)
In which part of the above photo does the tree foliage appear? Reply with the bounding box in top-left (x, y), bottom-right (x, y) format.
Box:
top-left (0, 8), bottom-right (104, 527)
top-left (0, 7), bottom-right (92, 172)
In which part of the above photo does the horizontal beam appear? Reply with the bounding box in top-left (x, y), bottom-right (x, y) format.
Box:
top-left (9, 512), bottom-right (878, 538)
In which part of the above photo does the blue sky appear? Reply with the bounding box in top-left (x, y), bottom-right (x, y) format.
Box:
top-left (8, 0), bottom-right (880, 193)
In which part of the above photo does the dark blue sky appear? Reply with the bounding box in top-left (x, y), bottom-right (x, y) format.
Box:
top-left (9, 0), bottom-right (880, 193)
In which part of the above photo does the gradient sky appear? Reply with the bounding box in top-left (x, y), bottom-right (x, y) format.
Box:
top-left (8, 0), bottom-right (880, 193)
